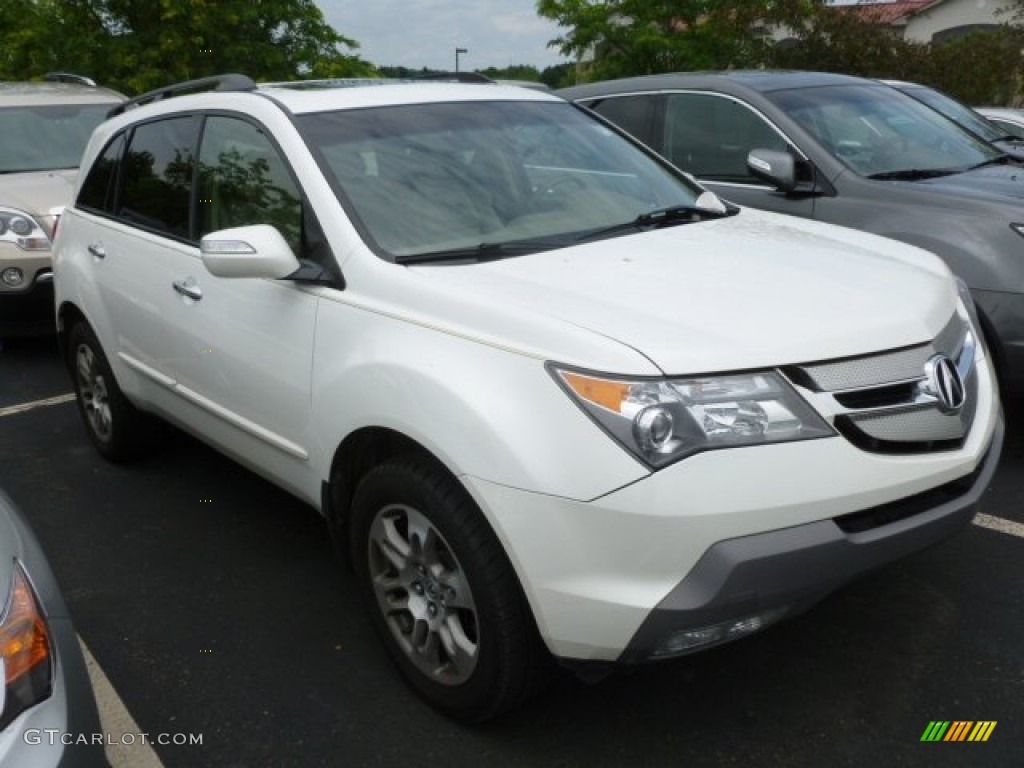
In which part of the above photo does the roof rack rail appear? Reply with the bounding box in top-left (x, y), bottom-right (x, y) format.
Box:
top-left (412, 72), bottom-right (495, 84)
top-left (107, 73), bottom-right (257, 118)
top-left (44, 72), bottom-right (97, 87)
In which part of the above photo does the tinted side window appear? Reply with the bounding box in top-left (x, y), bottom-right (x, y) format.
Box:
top-left (587, 95), bottom-right (659, 148)
top-left (197, 116), bottom-right (302, 253)
top-left (118, 117), bottom-right (199, 239)
top-left (663, 94), bottom-right (788, 181)
top-left (78, 134), bottom-right (126, 214)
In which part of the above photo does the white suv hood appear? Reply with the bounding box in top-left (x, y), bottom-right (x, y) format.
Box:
top-left (415, 209), bottom-right (956, 374)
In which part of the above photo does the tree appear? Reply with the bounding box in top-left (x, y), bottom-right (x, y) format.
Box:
top-left (771, 4), bottom-right (1024, 106)
top-left (540, 62), bottom-right (576, 89)
top-left (535, 0), bottom-right (825, 81)
top-left (770, 5), bottom-right (926, 81)
top-left (0, 0), bottom-right (373, 94)
top-left (478, 64), bottom-right (544, 82)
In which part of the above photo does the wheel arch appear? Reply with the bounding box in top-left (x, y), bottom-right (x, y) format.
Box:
top-left (56, 300), bottom-right (90, 373)
top-left (323, 426), bottom-right (445, 565)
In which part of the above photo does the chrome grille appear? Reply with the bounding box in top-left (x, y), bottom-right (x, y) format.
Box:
top-left (797, 312), bottom-right (967, 391)
top-left (784, 312), bottom-right (977, 454)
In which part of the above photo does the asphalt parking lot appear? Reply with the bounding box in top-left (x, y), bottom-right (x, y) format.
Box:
top-left (1, 335), bottom-right (1022, 768)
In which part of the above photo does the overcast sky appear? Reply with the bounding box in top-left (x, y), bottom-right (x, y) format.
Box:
top-left (315, 0), bottom-right (569, 71)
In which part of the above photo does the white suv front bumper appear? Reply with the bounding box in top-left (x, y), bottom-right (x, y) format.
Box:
top-left (464, 355), bottom-right (1001, 663)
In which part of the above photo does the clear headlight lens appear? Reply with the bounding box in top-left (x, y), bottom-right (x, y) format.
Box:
top-left (551, 366), bottom-right (834, 468)
top-left (0, 208), bottom-right (51, 251)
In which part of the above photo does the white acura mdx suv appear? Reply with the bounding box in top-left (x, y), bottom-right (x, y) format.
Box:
top-left (53, 74), bottom-right (1002, 720)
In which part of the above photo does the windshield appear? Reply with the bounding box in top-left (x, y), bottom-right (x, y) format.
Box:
top-left (902, 85), bottom-right (1006, 143)
top-left (299, 100), bottom-right (703, 259)
top-left (768, 84), bottom-right (1001, 178)
top-left (0, 104), bottom-right (116, 173)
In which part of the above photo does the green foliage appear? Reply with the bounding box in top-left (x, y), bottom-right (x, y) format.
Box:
top-left (535, 0), bottom-right (825, 81)
top-left (770, 10), bottom-right (1024, 105)
top-left (478, 65), bottom-right (543, 82)
top-left (770, 7), bottom-right (924, 79)
top-left (915, 29), bottom-right (1024, 106)
top-left (536, 0), bottom-right (1024, 104)
top-left (376, 66), bottom-right (437, 79)
top-left (540, 63), bottom-right (576, 89)
top-left (0, 0), bottom-right (373, 94)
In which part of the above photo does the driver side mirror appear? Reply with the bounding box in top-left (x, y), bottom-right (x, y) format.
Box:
top-left (200, 224), bottom-right (301, 279)
top-left (747, 149), bottom-right (798, 193)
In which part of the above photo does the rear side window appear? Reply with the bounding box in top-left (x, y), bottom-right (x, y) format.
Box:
top-left (586, 95), bottom-right (660, 148)
top-left (78, 134), bottom-right (126, 214)
top-left (118, 117), bottom-right (199, 239)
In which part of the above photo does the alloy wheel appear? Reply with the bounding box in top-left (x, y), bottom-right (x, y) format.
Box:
top-left (75, 343), bottom-right (113, 442)
top-left (367, 503), bottom-right (480, 685)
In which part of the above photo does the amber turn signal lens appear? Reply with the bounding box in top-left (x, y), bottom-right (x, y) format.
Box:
top-left (0, 565), bottom-right (51, 685)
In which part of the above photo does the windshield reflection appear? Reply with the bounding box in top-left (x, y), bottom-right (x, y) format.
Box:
top-left (0, 105), bottom-right (116, 173)
top-left (768, 84), bottom-right (1001, 178)
top-left (299, 100), bottom-right (702, 260)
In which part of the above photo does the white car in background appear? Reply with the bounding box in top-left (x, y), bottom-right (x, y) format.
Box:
top-left (976, 107), bottom-right (1024, 140)
top-left (53, 74), bottom-right (1002, 720)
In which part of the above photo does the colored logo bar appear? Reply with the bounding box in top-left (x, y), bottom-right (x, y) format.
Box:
top-left (921, 721), bottom-right (997, 742)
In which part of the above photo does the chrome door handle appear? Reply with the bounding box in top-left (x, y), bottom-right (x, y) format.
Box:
top-left (172, 278), bottom-right (203, 301)
top-left (87, 243), bottom-right (106, 259)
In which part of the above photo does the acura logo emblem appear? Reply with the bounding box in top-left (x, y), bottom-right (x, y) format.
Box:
top-left (923, 355), bottom-right (965, 414)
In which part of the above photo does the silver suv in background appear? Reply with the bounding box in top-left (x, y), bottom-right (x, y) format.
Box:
top-left (0, 74), bottom-right (123, 336)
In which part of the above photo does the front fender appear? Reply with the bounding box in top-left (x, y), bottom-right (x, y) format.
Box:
top-left (309, 298), bottom-right (650, 503)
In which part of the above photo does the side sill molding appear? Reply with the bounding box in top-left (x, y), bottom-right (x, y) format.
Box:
top-left (117, 352), bottom-right (309, 461)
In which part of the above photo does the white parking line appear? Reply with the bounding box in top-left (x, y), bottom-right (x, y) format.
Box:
top-left (974, 512), bottom-right (1024, 539)
top-left (0, 393), bottom-right (75, 418)
top-left (79, 638), bottom-right (164, 768)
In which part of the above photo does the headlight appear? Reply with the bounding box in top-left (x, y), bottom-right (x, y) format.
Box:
top-left (0, 563), bottom-right (53, 729)
top-left (0, 208), bottom-right (51, 251)
top-left (953, 275), bottom-right (982, 331)
top-left (551, 366), bottom-right (834, 468)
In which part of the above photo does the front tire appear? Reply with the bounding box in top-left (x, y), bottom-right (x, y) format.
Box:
top-left (68, 322), bottom-right (151, 462)
top-left (351, 454), bottom-right (549, 721)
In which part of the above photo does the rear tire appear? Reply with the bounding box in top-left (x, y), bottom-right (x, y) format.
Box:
top-left (350, 454), bottom-right (549, 721)
top-left (68, 322), bottom-right (152, 462)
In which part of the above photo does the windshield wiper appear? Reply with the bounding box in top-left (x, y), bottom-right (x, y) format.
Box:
top-left (866, 168), bottom-right (960, 181)
top-left (576, 203), bottom-right (737, 244)
top-left (394, 239), bottom-right (569, 265)
top-left (964, 154), bottom-right (1016, 171)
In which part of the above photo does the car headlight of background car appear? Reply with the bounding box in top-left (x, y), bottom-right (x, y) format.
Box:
top-left (551, 366), bottom-right (834, 468)
top-left (0, 562), bottom-right (53, 729)
top-left (0, 207), bottom-right (51, 252)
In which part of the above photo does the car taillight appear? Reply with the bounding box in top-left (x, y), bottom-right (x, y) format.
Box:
top-left (0, 563), bottom-right (53, 728)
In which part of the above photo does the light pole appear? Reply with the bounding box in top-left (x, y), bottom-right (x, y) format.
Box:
top-left (455, 47), bottom-right (468, 72)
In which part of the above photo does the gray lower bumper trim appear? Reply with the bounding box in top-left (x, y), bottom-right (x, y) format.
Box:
top-left (616, 414), bottom-right (1005, 664)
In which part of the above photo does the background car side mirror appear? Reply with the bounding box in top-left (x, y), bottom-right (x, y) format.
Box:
top-left (747, 149), bottom-right (798, 193)
top-left (200, 225), bottom-right (301, 279)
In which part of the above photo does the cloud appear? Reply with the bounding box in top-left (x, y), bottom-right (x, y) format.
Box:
top-left (316, 0), bottom-right (568, 70)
